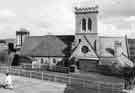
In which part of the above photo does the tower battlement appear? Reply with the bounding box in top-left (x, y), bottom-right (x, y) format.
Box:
top-left (74, 5), bottom-right (98, 14)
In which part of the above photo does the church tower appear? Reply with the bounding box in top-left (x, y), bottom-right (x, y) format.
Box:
top-left (75, 5), bottom-right (98, 34)
top-left (74, 5), bottom-right (99, 49)
top-left (71, 4), bottom-right (99, 72)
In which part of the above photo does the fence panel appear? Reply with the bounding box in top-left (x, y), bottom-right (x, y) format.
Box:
top-left (19, 70), bottom-right (31, 78)
top-left (55, 76), bottom-right (69, 83)
top-left (83, 80), bottom-right (99, 89)
top-left (31, 71), bottom-right (42, 80)
top-left (42, 73), bottom-right (54, 81)
top-left (9, 68), bottom-right (20, 76)
top-left (21, 64), bottom-right (69, 73)
top-left (70, 78), bottom-right (84, 86)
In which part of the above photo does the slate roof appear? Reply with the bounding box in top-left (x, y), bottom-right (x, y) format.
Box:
top-left (20, 35), bottom-right (74, 57)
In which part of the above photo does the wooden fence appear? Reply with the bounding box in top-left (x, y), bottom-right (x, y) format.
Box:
top-left (21, 64), bottom-right (70, 73)
top-left (0, 65), bottom-right (125, 93)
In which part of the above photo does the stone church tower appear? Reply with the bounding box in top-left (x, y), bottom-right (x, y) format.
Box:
top-left (72, 3), bottom-right (133, 72)
top-left (72, 5), bottom-right (99, 59)
top-left (71, 5), bottom-right (99, 72)
top-left (74, 5), bottom-right (99, 50)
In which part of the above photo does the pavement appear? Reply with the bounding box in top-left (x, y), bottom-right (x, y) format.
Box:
top-left (0, 74), bottom-right (66, 93)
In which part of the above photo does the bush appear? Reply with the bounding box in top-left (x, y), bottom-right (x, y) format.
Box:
top-left (0, 50), bottom-right (9, 64)
top-left (97, 64), bottom-right (124, 78)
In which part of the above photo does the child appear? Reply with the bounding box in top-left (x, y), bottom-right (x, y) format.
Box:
top-left (4, 73), bottom-right (13, 89)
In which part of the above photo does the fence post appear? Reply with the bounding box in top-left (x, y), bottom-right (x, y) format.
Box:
top-left (68, 77), bottom-right (71, 85)
top-left (111, 84), bottom-right (113, 93)
top-left (18, 68), bottom-right (20, 76)
top-left (30, 71), bottom-right (32, 79)
top-left (83, 80), bottom-right (85, 88)
top-left (6, 66), bottom-right (9, 73)
top-left (97, 83), bottom-right (100, 93)
top-left (42, 72), bottom-right (43, 80)
top-left (5, 66), bottom-right (7, 73)
top-left (53, 75), bottom-right (56, 82)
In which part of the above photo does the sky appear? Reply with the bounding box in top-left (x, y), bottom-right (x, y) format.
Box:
top-left (0, 0), bottom-right (134, 39)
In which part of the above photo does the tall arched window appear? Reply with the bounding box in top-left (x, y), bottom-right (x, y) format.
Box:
top-left (82, 18), bottom-right (86, 31)
top-left (88, 18), bottom-right (92, 31)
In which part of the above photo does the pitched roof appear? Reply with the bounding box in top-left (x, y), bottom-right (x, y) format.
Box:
top-left (21, 35), bottom-right (74, 57)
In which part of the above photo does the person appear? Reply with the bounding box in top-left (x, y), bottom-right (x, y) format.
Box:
top-left (4, 73), bottom-right (13, 89)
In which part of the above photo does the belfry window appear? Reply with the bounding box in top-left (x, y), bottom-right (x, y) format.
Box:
top-left (88, 18), bottom-right (92, 31)
top-left (82, 18), bottom-right (86, 32)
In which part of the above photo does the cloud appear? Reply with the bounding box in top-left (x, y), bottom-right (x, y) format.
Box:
top-left (25, 1), bottom-right (74, 35)
top-left (0, 9), bottom-right (16, 17)
top-left (98, 16), bottom-right (135, 38)
top-left (0, 0), bottom-right (134, 39)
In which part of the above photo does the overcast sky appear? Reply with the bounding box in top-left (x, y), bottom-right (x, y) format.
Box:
top-left (0, 0), bottom-right (134, 39)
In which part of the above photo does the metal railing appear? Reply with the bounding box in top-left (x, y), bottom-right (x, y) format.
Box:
top-left (0, 65), bottom-right (125, 93)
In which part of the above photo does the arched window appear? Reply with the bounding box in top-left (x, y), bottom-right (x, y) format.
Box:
top-left (88, 18), bottom-right (92, 31)
top-left (82, 18), bottom-right (86, 31)
top-left (53, 58), bottom-right (56, 64)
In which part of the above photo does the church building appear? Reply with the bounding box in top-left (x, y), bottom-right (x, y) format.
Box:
top-left (71, 5), bottom-right (133, 72)
top-left (19, 4), bottom-right (134, 72)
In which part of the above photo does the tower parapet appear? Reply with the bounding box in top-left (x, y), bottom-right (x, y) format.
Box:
top-left (74, 5), bottom-right (98, 14)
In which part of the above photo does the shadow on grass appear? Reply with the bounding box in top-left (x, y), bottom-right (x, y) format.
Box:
top-left (63, 84), bottom-right (97, 93)
top-left (63, 84), bottom-right (123, 93)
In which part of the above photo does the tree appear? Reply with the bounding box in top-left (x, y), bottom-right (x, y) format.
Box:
top-left (122, 66), bottom-right (135, 89)
top-left (106, 48), bottom-right (115, 56)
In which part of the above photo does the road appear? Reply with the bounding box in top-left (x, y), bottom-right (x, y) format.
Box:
top-left (0, 74), bottom-right (66, 93)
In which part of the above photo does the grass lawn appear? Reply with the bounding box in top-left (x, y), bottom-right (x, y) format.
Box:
top-left (38, 70), bottom-right (124, 84)
top-left (0, 74), bottom-right (66, 93)
top-left (70, 72), bottom-right (124, 84)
